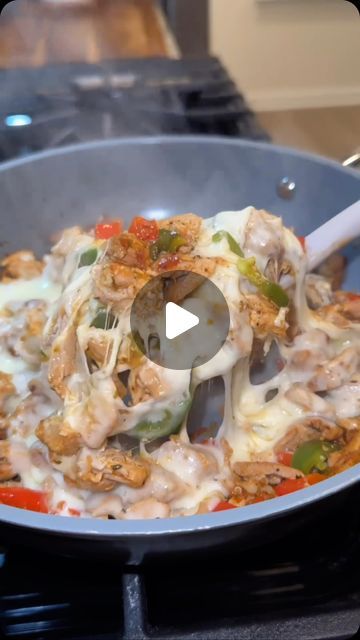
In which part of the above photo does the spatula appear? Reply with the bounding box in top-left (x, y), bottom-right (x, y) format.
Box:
top-left (305, 199), bottom-right (360, 271)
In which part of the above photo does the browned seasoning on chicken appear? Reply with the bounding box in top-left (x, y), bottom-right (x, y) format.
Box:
top-left (48, 324), bottom-right (77, 398)
top-left (73, 448), bottom-right (150, 491)
top-left (107, 232), bottom-right (150, 270)
top-left (36, 415), bottom-right (82, 457)
top-left (243, 294), bottom-right (288, 340)
top-left (158, 213), bottom-right (202, 249)
top-left (0, 440), bottom-right (16, 481)
top-left (0, 251), bottom-right (43, 282)
top-left (0, 372), bottom-right (15, 417)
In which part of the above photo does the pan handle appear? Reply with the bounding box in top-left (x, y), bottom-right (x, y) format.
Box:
top-left (342, 152), bottom-right (360, 169)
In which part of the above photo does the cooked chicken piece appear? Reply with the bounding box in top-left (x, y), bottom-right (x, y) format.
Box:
top-left (328, 430), bottom-right (360, 473)
top-left (332, 293), bottom-right (360, 322)
top-left (308, 347), bottom-right (359, 392)
top-left (0, 372), bottom-right (15, 416)
top-left (51, 226), bottom-right (83, 256)
top-left (305, 274), bottom-right (333, 309)
top-left (48, 324), bottom-right (77, 398)
top-left (232, 460), bottom-right (303, 500)
top-left (233, 461), bottom-right (303, 481)
top-left (124, 497), bottom-right (170, 519)
top-left (315, 303), bottom-right (358, 329)
top-left (164, 271), bottom-right (204, 304)
top-left (285, 384), bottom-right (335, 418)
top-left (0, 440), bottom-right (15, 481)
top-left (327, 374), bottom-right (360, 419)
top-left (155, 254), bottom-right (216, 280)
top-left (274, 417), bottom-right (343, 455)
top-left (36, 415), bottom-right (82, 456)
top-left (336, 416), bottom-right (360, 431)
top-left (154, 438), bottom-right (218, 487)
top-left (243, 294), bottom-right (288, 340)
top-left (13, 303), bottom-right (47, 366)
top-left (264, 257), bottom-right (294, 283)
top-left (87, 493), bottom-right (125, 519)
top-left (288, 330), bottom-right (330, 372)
top-left (158, 213), bottom-right (202, 249)
top-left (86, 334), bottom-right (112, 369)
top-left (73, 448), bottom-right (150, 492)
top-left (315, 253), bottom-right (347, 291)
top-left (128, 363), bottom-right (164, 405)
top-left (107, 233), bottom-right (150, 269)
top-left (93, 263), bottom-right (150, 311)
top-left (244, 209), bottom-right (283, 260)
top-left (0, 251), bottom-right (43, 281)
top-left (4, 383), bottom-right (60, 441)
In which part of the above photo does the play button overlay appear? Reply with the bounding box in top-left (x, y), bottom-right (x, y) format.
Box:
top-left (130, 270), bottom-right (230, 370)
top-left (165, 302), bottom-right (199, 340)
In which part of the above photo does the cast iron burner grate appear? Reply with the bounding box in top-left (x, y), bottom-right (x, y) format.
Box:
top-left (0, 57), bottom-right (269, 161)
top-left (1, 495), bottom-right (360, 640)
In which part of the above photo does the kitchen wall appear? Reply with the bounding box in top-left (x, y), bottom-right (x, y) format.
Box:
top-left (210, 0), bottom-right (360, 111)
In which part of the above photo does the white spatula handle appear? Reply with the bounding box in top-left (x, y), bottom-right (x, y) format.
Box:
top-left (305, 199), bottom-right (360, 271)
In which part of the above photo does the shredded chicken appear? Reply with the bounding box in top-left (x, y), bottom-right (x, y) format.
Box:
top-left (108, 233), bottom-right (150, 269)
top-left (93, 263), bottom-right (150, 311)
top-left (73, 448), bottom-right (150, 491)
top-left (308, 347), bottom-right (359, 392)
top-left (36, 416), bottom-right (82, 456)
top-left (243, 294), bottom-right (288, 339)
top-left (0, 440), bottom-right (15, 481)
top-left (0, 372), bottom-right (15, 416)
top-left (0, 251), bottom-right (43, 281)
top-left (48, 324), bottom-right (77, 398)
top-left (128, 363), bottom-right (164, 405)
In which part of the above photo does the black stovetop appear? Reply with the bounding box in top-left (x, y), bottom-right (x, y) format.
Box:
top-left (0, 56), bottom-right (269, 162)
top-left (1, 489), bottom-right (360, 640)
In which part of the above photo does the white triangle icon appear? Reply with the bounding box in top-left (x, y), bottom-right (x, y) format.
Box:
top-left (165, 302), bottom-right (199, 340)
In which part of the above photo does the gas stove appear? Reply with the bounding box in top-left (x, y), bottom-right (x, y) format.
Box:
top-left (1, 488), bottom-right (360, 639)
top-left (0, 56), bottom-right (269, 162)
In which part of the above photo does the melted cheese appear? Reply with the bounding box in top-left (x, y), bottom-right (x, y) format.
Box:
top-left (0, 274), bottom-right (61, 307)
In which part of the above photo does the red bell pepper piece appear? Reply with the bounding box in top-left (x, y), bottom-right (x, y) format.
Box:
top-left (213, 500), bottom-right (237, 512)
top-left (298, 236), bottom-right (306, 250)
top-left (157, 254), bottom-right (180, 270)
top-left (128, 216), bottom-right (159, 241)
top-left (344, 292), bottom-right (360, 301)
top-left (277, 451), bottom-right (293, 467)
top-left (306, 473), bottom-right (325, 485)
top-left (95, 220), bottom-right (122, 240)
top-left (274, 477), bottom-right (307, 496)
top-left (0, 487), bottom-right (49, 513)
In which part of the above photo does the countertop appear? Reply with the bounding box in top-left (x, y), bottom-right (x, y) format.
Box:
top-left (0, 0), bottom-right (178, 68)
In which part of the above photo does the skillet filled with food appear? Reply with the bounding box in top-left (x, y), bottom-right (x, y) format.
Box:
top-left (0, 136), bottom-right (360, 562)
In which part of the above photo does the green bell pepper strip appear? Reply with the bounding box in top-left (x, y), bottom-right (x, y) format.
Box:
top-left (128, 397), bottom-right (192, 441)
top-left (237, 256), bottom-right (289, 308)
top-left (90, 309), bottom-right (118, 330)
top-left (292, 439), bottom-right (338, 475)
top-left (150, 229), bottom-right (186, 261)
top-left (79, 247), bottom-right (98, 267)
top-left (212, 230), bottom-right (244, 257)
